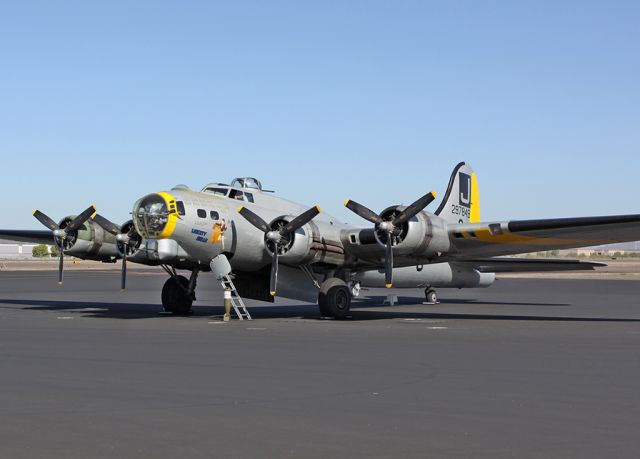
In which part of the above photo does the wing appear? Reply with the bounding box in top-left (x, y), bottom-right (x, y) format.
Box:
top-left (0, 229), bottom-right (54, 245)
top-left (456, 258), bottom-right (605, 273)
top-left (446, 214), bottom-right (640, 259)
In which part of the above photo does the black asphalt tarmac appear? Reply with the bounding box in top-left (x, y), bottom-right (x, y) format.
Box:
top-left (1, 270), bottom-right (639, 458)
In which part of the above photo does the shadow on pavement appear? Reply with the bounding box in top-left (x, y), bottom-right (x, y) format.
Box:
top-left (363, 296), bottom-right (571, 307)
top-left (1, 298), bottom-right (639, 323)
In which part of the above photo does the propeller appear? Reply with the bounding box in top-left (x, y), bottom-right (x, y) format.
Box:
top-left (344, 191), bottom-right (437, 288)
top-left (92, 214), bottom-right (140, 290)
top-left (32, 205), bottom-right (97, 285)
top-left (237, 204), bottom-right (322, 296)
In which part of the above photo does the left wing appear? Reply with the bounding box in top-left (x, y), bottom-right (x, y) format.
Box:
top-left (446, 214), bottom-right (640, 259)
top-left (0, 229), bottom-right (54, 245)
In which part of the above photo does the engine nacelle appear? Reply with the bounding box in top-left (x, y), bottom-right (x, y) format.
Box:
top-left (119, 220), bottom-right (145, 260)
top-left (58, 216), bottom-right (120, 261)
top-left (267, 216), bottom-right (314, 266)
top-left (374, 206), bottom-right (450, 258)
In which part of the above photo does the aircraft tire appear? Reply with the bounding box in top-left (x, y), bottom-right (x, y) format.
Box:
top-left (319, 278), bottom-right (351, 319)
top-left (425, 288), bottom-right (438, 304)
top-left (162, 275), bottom-right (193, 315)
top-left (317, 295), bottom-right (331, 317)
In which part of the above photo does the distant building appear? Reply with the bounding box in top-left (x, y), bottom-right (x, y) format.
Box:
top-left (0, 239), bottom-right (49, 259)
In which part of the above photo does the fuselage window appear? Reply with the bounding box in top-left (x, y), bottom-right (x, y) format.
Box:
top-left (176, 201), bottom-right (186, 216)
top-left (229, 190), bottom-right (244, 201)
top-left (210, 211), bottom-right (219, 220)
top-left (245, 192), bottom-right (254, 203)
top-left (197, 209), bottom-right (206, 218)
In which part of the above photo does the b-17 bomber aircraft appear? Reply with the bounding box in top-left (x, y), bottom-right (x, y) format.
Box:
top-left (2, 162), bottom-right (639, 319)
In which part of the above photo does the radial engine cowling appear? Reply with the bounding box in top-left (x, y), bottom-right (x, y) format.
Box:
top-left (372, 206), bottom-right (449, 258)
top-left (57, 216), bottom-right (120, 261)
top-left (266, 216), bottom-right (314, 265)
top-left (118, 220), bottom-right (144, 259)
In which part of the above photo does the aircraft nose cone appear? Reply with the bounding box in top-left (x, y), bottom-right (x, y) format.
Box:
top-left (132, 193), bottom-right (171, 239)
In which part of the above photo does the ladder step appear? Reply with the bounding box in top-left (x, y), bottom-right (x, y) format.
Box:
top-left (219, 274), bottom-right (252, 320)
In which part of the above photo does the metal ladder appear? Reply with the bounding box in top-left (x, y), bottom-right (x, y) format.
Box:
top-left (219, 275), bottom-right (252, 320)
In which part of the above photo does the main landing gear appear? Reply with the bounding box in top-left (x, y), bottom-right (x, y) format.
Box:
top-left (318, 278), bottom-right (352, 319)
top-left (161, 266), bottom-right (199, 315)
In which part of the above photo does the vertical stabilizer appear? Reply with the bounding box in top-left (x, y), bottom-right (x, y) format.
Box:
top-left (434, 162), bottom-right (480, 224)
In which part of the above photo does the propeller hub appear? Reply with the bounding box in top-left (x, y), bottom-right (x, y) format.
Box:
top-left (379, 221), bottom-right (394, 233)
top-left (53, 229), bottom-right (66, 238)
top-left (266, 231), bottom-right (281, 243)
top-left (116, 233), bottom-right (130, 243)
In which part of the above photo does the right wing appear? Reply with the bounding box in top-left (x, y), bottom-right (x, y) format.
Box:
top-left (0, 229), bottom-right (54, 245)
top-left (446, 214), bottom-right (640, 259)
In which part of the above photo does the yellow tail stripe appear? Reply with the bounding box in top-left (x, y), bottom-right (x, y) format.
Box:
top-left (470, 172), bottom-right (480, 223)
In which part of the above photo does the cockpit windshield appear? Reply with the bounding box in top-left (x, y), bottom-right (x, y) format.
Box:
top-left (230, 177), bottom-right (262, 190)
top-left (133, 194), bottom-right (169, 238)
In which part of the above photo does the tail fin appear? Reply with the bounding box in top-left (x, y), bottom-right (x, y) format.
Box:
top-left (434, 162), bottom-right (480, 224)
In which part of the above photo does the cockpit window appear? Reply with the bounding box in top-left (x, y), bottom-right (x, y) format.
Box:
top-left (133, 194), bottom-right (169, 239)
top-left (244, 192), bottom-right (254, 203)
top-left (210, 211), bottom-right (219, 220)
top-left (229, 190), bottom-right (244, 201)
top-left (205, 187), bottom-right (229, 196)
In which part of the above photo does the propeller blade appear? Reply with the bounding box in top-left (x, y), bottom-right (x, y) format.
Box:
top-left (65, 205), bottom-right (97, 232)
top-left (237, 206), bottom-right (270, 233)
top-left (93, 214), bottom-right (121, 236)
top-left (58, 250), bottom-right (64, 285)
top-left (120, 251), bottom-right (127, 291)
top-left (281, 205), bottom-right (321, 235)
top-left (270, 250), bottom-right (278, 296)
top-left (33, 210), bottom-right (59, 231)
top-left (344, 199), bottom-right (382, 224)
top-left (392, 191), bottom-right (437, 226)
top-left (385, 237), bottom-right (393, 288)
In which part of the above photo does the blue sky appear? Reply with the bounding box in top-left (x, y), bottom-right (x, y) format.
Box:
top-left (1, 1), bottom-right (638, 228)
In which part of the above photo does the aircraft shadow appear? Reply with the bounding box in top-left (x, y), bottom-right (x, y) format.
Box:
top-left (1, 298), bottom-right (639, 323)
top-left (363, 296), bottom-right (571, 307)
top-left (0, 298), bottom-right (309, 320)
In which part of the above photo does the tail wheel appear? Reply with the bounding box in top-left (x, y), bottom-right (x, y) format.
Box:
top-left (162, 275), bottom-right (193, 315)
top-left (425, 288), bottom-right (438, 304)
